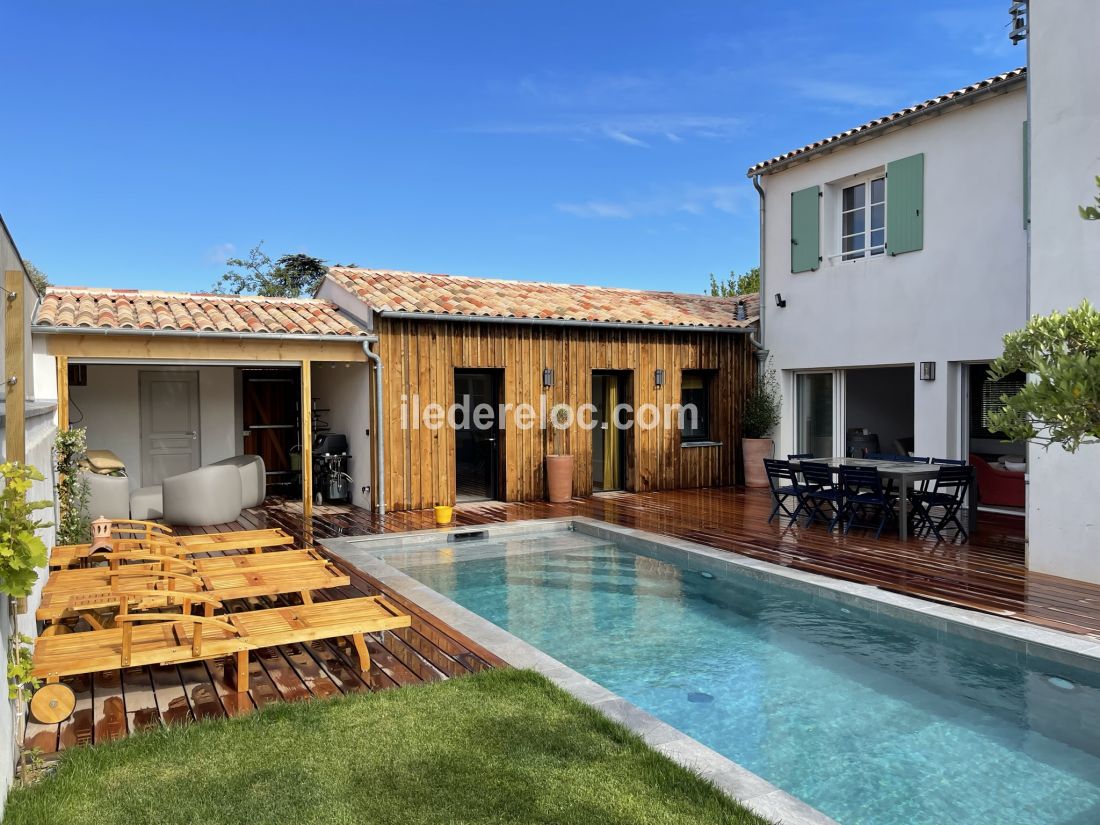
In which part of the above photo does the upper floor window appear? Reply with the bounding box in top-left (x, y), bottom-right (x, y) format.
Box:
top-left (841, 177), bottom-right (886, 261)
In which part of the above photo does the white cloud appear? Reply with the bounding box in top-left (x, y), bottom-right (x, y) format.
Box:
top-left (556, 201), bottom-right (637, 219)
top-left (556, 184), bottom-right (750, 220)
top-left (469, 113), bottom-right (744, 147)
top-left (204, 242), bottom-right (236, 264)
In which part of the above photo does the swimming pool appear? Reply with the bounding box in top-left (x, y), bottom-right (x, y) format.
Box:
top-left (328, 520), bottom-right (1100, 825)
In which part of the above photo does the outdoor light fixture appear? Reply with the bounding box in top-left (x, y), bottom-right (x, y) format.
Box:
top-left (774, 293), bottom-right (787, 308)
top-left (920, 362), bottom-right (936, 381)
top-left (654, 369), bottom-right (665, 388)
top-left (542, 368), bottom-right (554, 388)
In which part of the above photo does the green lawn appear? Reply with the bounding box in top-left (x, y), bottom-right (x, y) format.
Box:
top-left (5, 669), bottom-right (772, 825)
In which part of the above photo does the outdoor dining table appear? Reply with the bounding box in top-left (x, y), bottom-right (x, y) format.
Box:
top-left (788, 457), bottom-right (976, 541)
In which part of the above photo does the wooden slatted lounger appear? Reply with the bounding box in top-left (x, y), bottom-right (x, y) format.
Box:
top-left (49, 527), bottom-right (295, 569)
top-left (29, 595), bottom-right (411, 723)
top-left (38, 553), bottom-right (351, 625)
top-left (44, 548), bottom-right (331, 593)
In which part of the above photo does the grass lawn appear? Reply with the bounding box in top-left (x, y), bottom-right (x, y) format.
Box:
top-left (5, 668), bottom-right (772, 825)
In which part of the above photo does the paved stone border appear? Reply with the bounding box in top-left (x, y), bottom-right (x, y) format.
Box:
top-left (325, 517), bottom-right (1100, 825)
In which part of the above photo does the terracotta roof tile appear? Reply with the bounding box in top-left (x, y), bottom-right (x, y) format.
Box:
top-left (35, 287), bottom-right (368, 337)
top-left (328, 268), bottom-right (758, 330)
top-left (747, 67), bottom-right (1027, 176)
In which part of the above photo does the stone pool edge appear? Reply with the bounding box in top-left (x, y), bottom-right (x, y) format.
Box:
top-left (323, 520), bottom-right (837, 825)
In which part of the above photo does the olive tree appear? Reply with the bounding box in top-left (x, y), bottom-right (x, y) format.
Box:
top-left (987, 300), bottom-right (1100, 451)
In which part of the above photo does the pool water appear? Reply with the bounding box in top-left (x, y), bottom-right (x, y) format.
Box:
top-left (377, 530), bottom-right (1100, 825)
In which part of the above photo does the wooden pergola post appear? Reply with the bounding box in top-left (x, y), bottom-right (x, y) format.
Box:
top-left (56, 355), bottom-right (69, 431)
top-left (301, 360), bottom-right (313, 528)
top-left (4, 270), bottom-right (25, 463)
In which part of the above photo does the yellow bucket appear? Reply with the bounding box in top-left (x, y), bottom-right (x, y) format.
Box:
top-left (434, 505), bottom-right (454, 526)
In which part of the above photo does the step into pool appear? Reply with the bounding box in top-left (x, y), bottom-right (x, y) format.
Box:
top-left (333, 521), bottom-right (1100, 825)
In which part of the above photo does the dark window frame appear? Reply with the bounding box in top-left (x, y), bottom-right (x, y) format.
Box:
top-left (680, 370), bottom-right (714, 443)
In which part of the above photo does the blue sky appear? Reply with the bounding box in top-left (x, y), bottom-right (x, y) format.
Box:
top-left (1, 1), bottom-right (1022, 294)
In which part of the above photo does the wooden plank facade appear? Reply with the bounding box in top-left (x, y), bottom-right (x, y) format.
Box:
top-left (376, 316), bottom-right (757, 512)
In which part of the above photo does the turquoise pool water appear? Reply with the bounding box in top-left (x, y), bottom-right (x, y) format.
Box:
top-left (377, 530), bottom-right (1100, 825)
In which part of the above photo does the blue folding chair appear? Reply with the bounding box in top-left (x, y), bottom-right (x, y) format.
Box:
top-left (838, 465), bottom-right (892, 539)
top-left (764, 459), bottom-right (805, 526)
top-left (911, 465), bottom-right (972, 541)
top-left (800, 462), bottom-right (844, 531)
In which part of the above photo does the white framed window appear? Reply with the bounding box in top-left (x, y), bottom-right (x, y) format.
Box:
top-left (840, 176), bottom-right (886, 261)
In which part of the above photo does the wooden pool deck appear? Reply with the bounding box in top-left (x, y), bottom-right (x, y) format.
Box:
top-left (28, 485), bottom-right (1100, 753)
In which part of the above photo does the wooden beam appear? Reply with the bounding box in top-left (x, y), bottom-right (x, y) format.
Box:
top-left (301, 360), bottom-right (313, 525)
top-left (4, 270), bottom-right (25, 463)
top-left (44, 334), bottom-right (368, 363)
top-left (56, 355), bottom-right (69, 431)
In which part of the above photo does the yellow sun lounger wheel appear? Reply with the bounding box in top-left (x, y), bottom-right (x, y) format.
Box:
top-left (30, 682), bottom-right (76, 724)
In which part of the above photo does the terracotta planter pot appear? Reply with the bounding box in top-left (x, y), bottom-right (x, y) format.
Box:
top-left (546, 455), bottom-right (574, 503)
top-left (742, 438), bottom-right (775, 487)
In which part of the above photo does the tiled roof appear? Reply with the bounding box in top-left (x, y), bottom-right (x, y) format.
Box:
top-left (747, 67), bottom-right (1027, 176)
top-left (34, 287), bottom-right (369, 337)
top-left (327, 268), bottom-right (759, 330)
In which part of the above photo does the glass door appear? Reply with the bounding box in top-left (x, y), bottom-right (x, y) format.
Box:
top-left (795, 372), bottom-right (835, 458)
top-left (592, 372), bottom-right (626, 491)
top-left (454, 370), bottom-right (500, 501)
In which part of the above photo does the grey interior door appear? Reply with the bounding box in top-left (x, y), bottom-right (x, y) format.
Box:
top-left (139, 370), bottom-right (201, 486)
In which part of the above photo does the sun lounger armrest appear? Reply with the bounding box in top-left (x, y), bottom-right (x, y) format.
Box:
top-left (100, 552), bottom-right (197, 570)
top-left (109, 569), bottom-right (203, 586)
top-left (113, 613), bottom-right (236, 632)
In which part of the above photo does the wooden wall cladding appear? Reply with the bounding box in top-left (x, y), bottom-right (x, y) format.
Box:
top-left (376, 317), bottom-right (756, 512)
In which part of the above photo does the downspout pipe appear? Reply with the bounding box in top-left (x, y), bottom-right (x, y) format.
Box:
top-left (362, 339), bottom-right (386, 517)
top-left (751, 174), bottom-right (769, 374)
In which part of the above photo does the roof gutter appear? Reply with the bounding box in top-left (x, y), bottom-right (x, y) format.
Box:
top-left (32, 325), bottom-right (376, 343)
top-left (376, 310), bottom-right (755, 334)
top-left (747, 72), bottom-right (1028, 178)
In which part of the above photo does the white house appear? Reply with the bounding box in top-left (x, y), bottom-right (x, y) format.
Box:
top-left (748, 1), bottom-right (1100, 585)
top-left (747, 68), bottom-right (1030, 480)
top-left (1024, 0), bottom-right (1100, 584)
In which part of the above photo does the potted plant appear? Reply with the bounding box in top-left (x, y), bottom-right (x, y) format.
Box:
top-left (545, 403), bottom-right (573, 503)
top-left (742, 364), bottom-right (781, 487)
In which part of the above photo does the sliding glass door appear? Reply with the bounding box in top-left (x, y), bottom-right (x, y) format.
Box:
top-left (795, 372), bottom-right (836, 458)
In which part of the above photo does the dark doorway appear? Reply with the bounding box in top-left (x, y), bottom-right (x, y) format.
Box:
top-left (454, 370), bottom-right (500, 502)
top-left (241, 367), bottom-right (300, 497)
top-left (592, 371), bottom-right (629, 492)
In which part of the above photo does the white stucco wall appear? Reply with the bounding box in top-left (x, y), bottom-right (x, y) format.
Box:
top-left (1025, 0), bottom-right (1100, 583)
top-left (65, 363), bottom-right (239, 490)
top-left (0, 220), bottom-right (53, 812)
top-left (759, 85), bottom-right (1029, 460)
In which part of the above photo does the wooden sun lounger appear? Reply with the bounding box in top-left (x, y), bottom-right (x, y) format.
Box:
top-left (44, 548), bottom-right (329, 591)
top-left (38, 551), bottom-right (350, 624)
top-left (48, 528), bottom-right (295, 569)
top-left (29, 596), bottom-right (411, 723)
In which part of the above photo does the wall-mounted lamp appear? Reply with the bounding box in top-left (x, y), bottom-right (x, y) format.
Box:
top-left (774, 293), bottom-right (787, 308)
top-left (919, 361), bottom-right (936, 381)
top-left (654, 368), bottom-right (665, 388)
top-left (542, 368), bottom-right (554, 388)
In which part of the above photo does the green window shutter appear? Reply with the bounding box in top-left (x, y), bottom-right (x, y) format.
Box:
top-left (1022, 120), bottom-right (1030, 230)
top-left (790, 185), bottom-right (820, 273)
top-left (886, 153), bottom-right (924, 255)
